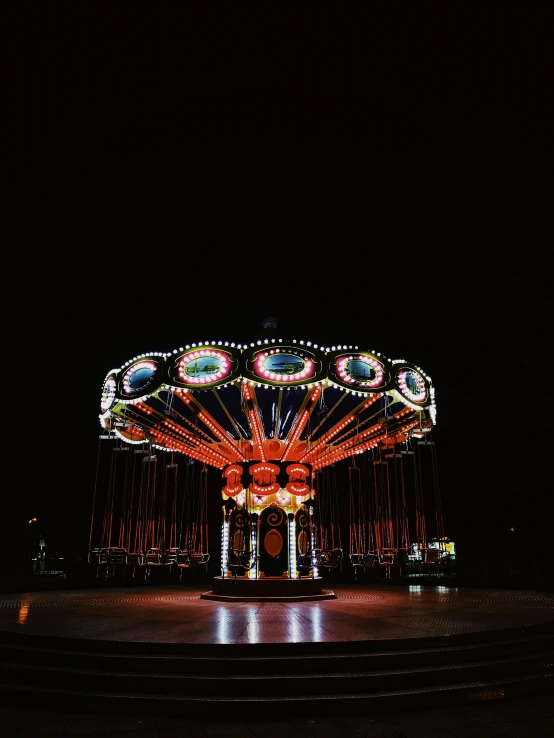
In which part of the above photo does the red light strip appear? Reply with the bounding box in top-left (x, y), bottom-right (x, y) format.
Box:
top-left (162, 419), bottom-right (230, 465)
top-left (249, 408), bottom-right (266, 461)
top-left (312, 431), bottom-right (388, 470)
top-left (301, 393), bottom-right (382, 463)
top-left (197, 411), bottom-right (246, 461)
top-left (312, 417), bottom-right (420, 470)
top-left (281, 409), bottom-right (309, 461)
top-left (281, 385), bottom-right (322, 462)
top-left (149, 428), bottom-right (225, 469)
top-left (175, 389), bottom-right (246, 461)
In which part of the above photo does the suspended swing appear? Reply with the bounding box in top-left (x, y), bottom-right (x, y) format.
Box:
top-left (312, 464), bottom-right (343, 579)
top-left (413, 432), bottom-right (446, 579)
top-left (88, 434), bottom-right (132, 582)
top-left (349, 455), bottom-right (378, 580)
top-left (176, 460), bottom-right (210, 581)
top-left (372, 444), bottom-right (403, 583)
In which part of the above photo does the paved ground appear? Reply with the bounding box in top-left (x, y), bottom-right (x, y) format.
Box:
top-left (1, 584), bottom-right (552, 643)
top-left (2, 584), bottom-right (552, 735)
top-left (1, 694), bottom-right (553, 737)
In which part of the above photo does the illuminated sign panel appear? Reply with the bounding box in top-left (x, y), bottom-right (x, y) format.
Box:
top-left (118, 359), bottom-right (162, 399)
top-left (244, 344), bottom-right (325, 386)
top-left (328, 349), bottom-right (388, 392)
top-left (100, 376), bottom-right (116, 411)
top-left (168, 346), bottom-right (240, 388)
top-left (397, 368), bottom-right (427, 404)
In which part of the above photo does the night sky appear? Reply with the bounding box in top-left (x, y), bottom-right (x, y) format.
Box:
top-left (10, 265), bottom-right (553, 588)
top-left (8, 8), bottom-right (553, 588)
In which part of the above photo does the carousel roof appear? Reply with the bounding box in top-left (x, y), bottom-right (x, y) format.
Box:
top-left (99, 337), bottom-right (436, 470)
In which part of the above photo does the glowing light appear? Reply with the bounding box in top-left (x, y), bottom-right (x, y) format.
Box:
top-left (221, 519), bottom-right (229, 574)
top-left (18, 603), bottom-right (29, 625)
top-left (289, 518), bottom-right (296, 579)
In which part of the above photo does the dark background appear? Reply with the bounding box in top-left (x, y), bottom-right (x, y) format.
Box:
top-left (7, 6), bottom-right (553, 589)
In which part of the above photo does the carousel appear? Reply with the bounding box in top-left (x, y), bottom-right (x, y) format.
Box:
top-left (90, 319), bottom-right (450, 599)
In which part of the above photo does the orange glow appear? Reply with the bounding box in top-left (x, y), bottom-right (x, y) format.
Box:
top-left (18, 603), bottom-right (29, 625)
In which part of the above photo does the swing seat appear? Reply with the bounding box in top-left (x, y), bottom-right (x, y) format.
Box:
top-left (126, 552), bottom-right (145, 579)
top-left (177, 550), bottom-right (210, 568)
top-left (312, 549), bottom-right (327, 566)
top-left (164, 548), bottom-right (180, 565)
top-left (145, 548), bottom-right (169, 566)
top-left (227, 549), bottom-right (258, 578)
top-left (351, 552), bottom-right (378, 571)
top-left (297, 552), bottom-right (313, 569)
top-left (315, 548), bottom-right (343, 572)
top-left (297, 551), bottom-right (316, 578)
top-left (419, 548), bottom-right (443, 577)
top-left (106, 547), bottom-right (128, 565)
top-left (378, 548), bottom-right (402, 581)
top-left (87, 548), bottom-right (107, 566)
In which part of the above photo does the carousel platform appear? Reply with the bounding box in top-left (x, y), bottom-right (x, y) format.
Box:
top-left (0, 584), bottom-right (552, 718)
top-left (201, 574), bottom-right (335, 601)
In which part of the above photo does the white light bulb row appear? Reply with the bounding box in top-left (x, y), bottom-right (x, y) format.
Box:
top-left (289, 519), bottom-right (296, 579)
top-left (222, 521), bottom-right (229, 573)
top-left (430, 404), bottom-right (437, 424)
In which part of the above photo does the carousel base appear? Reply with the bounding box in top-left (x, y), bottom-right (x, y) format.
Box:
top-left (202, 575), bottom-right (335, 601)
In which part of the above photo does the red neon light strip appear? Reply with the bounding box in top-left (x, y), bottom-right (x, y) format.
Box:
top-left (281, 385), bottom-right (322, 462)
top-left (302, 393), bottom-right (382, 463)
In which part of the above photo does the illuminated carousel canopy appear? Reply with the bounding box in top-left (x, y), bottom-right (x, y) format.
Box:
top-left (99, 338), bottom-right (436, 474)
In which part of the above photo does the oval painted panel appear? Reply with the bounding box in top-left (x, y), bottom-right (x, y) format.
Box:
top-left (336, 354), bottom-right (384, 388)
top-left (233, 530), bottom-right (246, 551)
top-left (346, 360), bottom-right (376, 382)
top-left (129, 366), bottom-right (155, 390)
top-left (297, 530), bottom-right (309, 555)
top-left (264, 529), bottom-right (283, 558)
top-left (263, 353), bottom-right (305, 376)
top-left (101, 376), bottom-right (116, 411)
top-left (398, 369), bottom-right (427, 403)
top-left (123, 361), bottom-right (158, 395)
top-left (177, 349), bottom-right (231, 385)
top-left (255, 350), bottom-right (315, 383)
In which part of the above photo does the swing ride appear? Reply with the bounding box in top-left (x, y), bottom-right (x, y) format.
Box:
top-left (91, 325), bottom-right (454, 596)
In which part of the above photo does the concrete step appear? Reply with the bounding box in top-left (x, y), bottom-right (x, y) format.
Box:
top-left (1, 672), bottom-right (551, 718)
top-left (1, 650), bottom-right (552, 696)
top-left (0, 631), bottom-right (551, 675)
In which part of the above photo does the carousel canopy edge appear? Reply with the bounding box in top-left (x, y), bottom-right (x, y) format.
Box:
top-left (100, 339), bottom-right (435, 415)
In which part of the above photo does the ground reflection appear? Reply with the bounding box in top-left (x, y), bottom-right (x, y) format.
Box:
top-left (217, 606), bottom-right (230, 642)
top-left (18, 603), bottom-right (30, 625)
